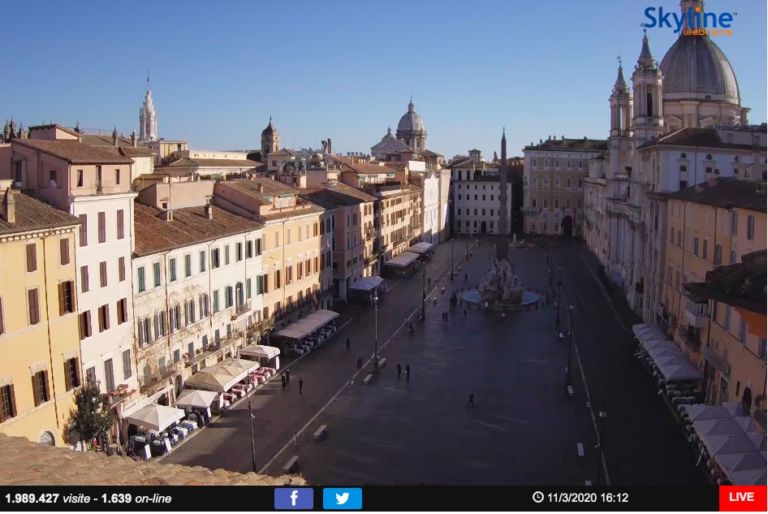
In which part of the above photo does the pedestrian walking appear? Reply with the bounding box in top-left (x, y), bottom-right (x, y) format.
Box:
top-left (464, 273), bottom-right (468, 283)
top-left (346, 338), bottom-right (351, 351)
top-left (405, 364), bottom-right (411, 383)
top-left (466, 393), bottom-right (475, 409)
top-left (356, 357), bottom-right (363, 371)
top-left (292, 433), bottom-right (298, 447)
top-left (285, 369), bottom-right (291, 384)
top-left (463, 309), bottom-right (467, 319)
top-left (397, 363), bottom-right (402, 380)
top-left (299, 377), bottom-right (304, 395)
top-left (281, 374), bottom-right (286, 391)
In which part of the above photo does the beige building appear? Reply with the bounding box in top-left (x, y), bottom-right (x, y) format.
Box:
top-left (0, 182), bottom-right (82, 447)
top-left (523, 137), bottom-right (607, 237)
top-left (685, 250), bottom-right (766, 414)
top-left (659, 178), bottom-right (765, 373)
top-left (213, 178), bottom-right (329, 329)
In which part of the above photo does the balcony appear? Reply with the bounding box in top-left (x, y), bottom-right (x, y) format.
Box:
top-left (185, 333), bottom-right (244, 368)
top-left (703, 345), bottom-right (731, 377)
top-left (105, 384), bottom-right (133, 407)
top-left (684, 302), bottom-right (707, 328)
top-left (677, 326), bottom-right (702, 352)
top-left (231, 300), bottom-right (252, 321)
top-left (139, 364), bottom-right (179, 396)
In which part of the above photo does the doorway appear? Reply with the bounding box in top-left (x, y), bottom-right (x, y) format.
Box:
top-left (480, 221), bottom-right (487, 234)
top-left (561, 215), bottom-right (573, 238)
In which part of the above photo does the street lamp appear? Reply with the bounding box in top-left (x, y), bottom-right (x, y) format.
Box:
top-left (373, 292), bottom-right (379, 372)
top-left (248, 400), bottom-right (257, 473)
top-left (595, 406), bottom-right (608, 485)
top-left (450, 238), bottom-right (454, 280)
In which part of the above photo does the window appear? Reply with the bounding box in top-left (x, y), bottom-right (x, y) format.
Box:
top-left (170, 305), bottom-right (181, 332)
top-left (225, 286), bottom-right (233, 308)
top-left (200, 251), bottom-right (207, 272)
top-left (213, 290), bottom-right (220, 312)
top-left (246, 241), bottom-right (253, 259)
top-left (79, 214), bottom-right (88, 246)
top-left (729, 250), bottom-right (736, 264)
top-left (185, 299), bottom-right (196, 326)
top-left (1, 384), bottom-right (17, 422)
top-left (264, 275), bottom-right (269, 294)
top-left (64, 358), bottom-right (80, 391)
top-left (169, 258), bottom-right (177, 282)
top-left (79, 311), bottom-right (91, 339)
top-left (724, 305), bottom-right (731, 329)
top-left (702, 240), bottom-right (708, 260)
top-left (731, 211), bottom-right (738, 235)
top-left (138, 317), bottom-right (151, 346)
top-left (49, 169), bottom-right (57, 187)
top-left (60, 238), bottom-right (70, 265)
top-left (153, 262), bottom-right (161, 287)
top-left (28, 289), bottom-right (40, 325)
top-left (173, 349), bottom-right (181, 364)
top-left (275, 269), bottom-right (282, 288)
top-left (543, 199), bottom-right (548, 208)
top-left (532, 199), bottom-right (537, 208)
top-left (116, 210), bottom-right (124, 239)
top-left (679, 165), bottom-right (687, 172)
top-left (31, 370), bottom-right (50, 406)
top-left (257, 275), bottom-right (264, 295)
top-left (236, 242), bottom-right (243, 261)
top-left (224, 245), bottom-right (230, 265)
top-left (256, 238), bottom-right (262, 256)
top-left (246, 278), bottom-right (252, 299)
top-left (58, 281), bottom-right (75, 315)
top-left (118, 257), bottom-right (125, 282)
top-left (554, 200), bottom-right (559, 208)
top-left (211, 248), bottom-right (220, 268)
top-left (80, 265), bottom-right (89, 292)
top-left (98, 212), bottom-right (106, 243)
top-left (199, 294), bottom-right (209, 318)
top-left (99, 261), bottom-right (108, 287)
top-left (76, 170), bottom-right (84, 187)
top-left (739, 319), bottom-right (747, 343)
top-left (85, 367), bottom-right (96, 386)
top-left (117, 298), bottom-right (127, 324)
top-left (286, 265), bottom-right (292, 285)
top-left (137, 266), bottom-right (146, 292)
top-left (747, 215), bottom-right (755, 241)
top-left (759, 338), bottom-right (767, 360)
top-left (122, 350), bottom-right (132, 380)
top-left (693, 237), bottom-right (699, 256)
top-left (26, 243), bottom-right (37, 272)
top-left (97, 304), bottom-right (110, 332)
top-left (714, 244), bottom-right (723, 265)
top-left (679, 180), bottom-right (688, 189)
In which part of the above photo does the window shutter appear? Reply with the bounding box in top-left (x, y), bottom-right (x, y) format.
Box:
top-left (60, 238), bottom-right (69, 265)
top-left (64, 361), bottom-right (72, 391)
top-left (32, 375), bottom-right (40, 406)
top-left (43, 371), bottom-right (50, 402)
top-left (26, 244), bottom-right (36, 272)
top-left (9, 384), bottom-right (16, 417)
top-left (58, 283), bottom-right (66, 316)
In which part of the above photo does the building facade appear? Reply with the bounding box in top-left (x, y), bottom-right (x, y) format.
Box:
top-left (0, 183), bottom-right (82, 447)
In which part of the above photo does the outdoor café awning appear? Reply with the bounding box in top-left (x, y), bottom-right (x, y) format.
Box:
top-left (408, 242), bottom-right (433, 254)
top-left (349, 275), bottom-right (384, 292)
top-left (175, 389), bottom-right (219, 409)
top-left (184, 361), bottom-right (251, 393)
top-left (273, 309), bottom-right (340, 340)
top-left (632, 323), bottom-right (666, 344)
top-left (634, 324), bottom-right (704, 382)
top-left (384, 251), bottom-right (420, 268)
top-left (239, 344), bottom-right (280, 360)
top-left (125, 404), bottom-right (185, 432)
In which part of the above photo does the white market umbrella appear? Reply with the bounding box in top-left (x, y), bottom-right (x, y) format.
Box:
top-left (683, 404), bottom-right (730, 422)
top-left (125, 404), bottom-right (185, 432)
top-left (175, 389), bottom-right (219, 409)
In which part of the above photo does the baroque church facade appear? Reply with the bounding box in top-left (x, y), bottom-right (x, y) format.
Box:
top-left (583, 0), bottom-right (766, 325)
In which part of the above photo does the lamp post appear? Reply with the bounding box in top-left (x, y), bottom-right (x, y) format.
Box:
top-left (421, 266), bottom-right (426, 320)
top-left (248, 400), bottom-right (257, 473)
top-left (373, 292), bottom-right (379, 372)
top-left (595, 406), bottom-right (608, 485)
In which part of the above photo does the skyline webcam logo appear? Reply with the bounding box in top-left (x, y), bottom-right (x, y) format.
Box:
top-left (274, 488), bottom-right (314, 510)
top-left (643, 4), bottom-right (736, 37)
top-left (322, 488), bottom-right (363, 510)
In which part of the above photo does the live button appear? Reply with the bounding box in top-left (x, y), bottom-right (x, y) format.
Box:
top-left (719, 486), bottom-right (767, 511)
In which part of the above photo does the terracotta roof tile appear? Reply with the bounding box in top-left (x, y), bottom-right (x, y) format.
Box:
top-left (0, 190), bottom-right (80, 235)
top-left (167, 157), bottom-right (260, 168)
top-left (659, 177), bottom-right (766, 212)
top-left (133, 202), bottom-right (262, 256)
top-left (14, 139), bottom-right (133, 164)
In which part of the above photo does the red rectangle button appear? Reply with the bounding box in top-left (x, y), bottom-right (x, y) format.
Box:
top-left (719, 486), bottom-right (767, 511)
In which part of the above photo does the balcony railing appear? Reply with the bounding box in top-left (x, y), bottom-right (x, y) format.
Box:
top-left (139, 363), bottom-right (179, 395)
top-left (232, 300), bottom-right (252, 320)
top-left (185, 333), bottom-right (244, 368)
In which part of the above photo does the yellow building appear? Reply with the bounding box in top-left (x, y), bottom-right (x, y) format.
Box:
top-left (685, 250), bottom-right (766, 412)
top-left (213, 178), bottom-right (327, 328)
top-left (659, 178), bottom-right (766, 368)
top-left (0, 181), bottom-right (82, 446)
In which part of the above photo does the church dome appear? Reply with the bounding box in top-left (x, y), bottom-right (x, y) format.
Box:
top-left (660, 36), bottom-right (740, 105)
top-left (397, 100), bottom-right (425, 133)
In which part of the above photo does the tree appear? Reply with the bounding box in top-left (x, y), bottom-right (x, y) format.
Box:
top-left (70, 382), bottom-right (114, 448)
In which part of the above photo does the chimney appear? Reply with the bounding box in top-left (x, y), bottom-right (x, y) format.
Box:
top-left (112, 126), bottom-right (118, 146)
top-left (161, 209), bottom-right (174, 222)
top-left (130, 130), bottom-right (137, 147)
top-left (204, 201), bottom-right (213, 220)
top-left (2, 184), bottom-right (16, 224)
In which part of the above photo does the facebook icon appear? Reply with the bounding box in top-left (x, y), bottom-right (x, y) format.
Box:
top-left (274, 488), bottom-right (314, 510)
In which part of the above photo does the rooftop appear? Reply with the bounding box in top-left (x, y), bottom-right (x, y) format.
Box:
top-left (0, 189), bottom-right (80, 236)
top-left (638, 127), bottom-right (767, 151)
top-left (685, 250), bottom-right (767, 314)
top-left (659, 177), bottom-right (766, 212)
top-left (523, 138), bottom-right (608, 152)
top-left (0, 433), bottom-right (302, 486)
top-left (299, 183), bottom-right (377, 209)
top-left (166, 157), bottom-right (261, 168)
top-left (133, 202), bottom-right (262, 257)
top-left (332, 156), bottom-right (397, 175)
top-left (13, 139), bottom-right (133, 165)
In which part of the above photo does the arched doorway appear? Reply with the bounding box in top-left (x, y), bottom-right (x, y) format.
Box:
top-left (38, 431), bottom-right (55, 446)
top-left (480, 221), bottom-right (487, 234)
top-left (561, 215), bottom-right (573, 238)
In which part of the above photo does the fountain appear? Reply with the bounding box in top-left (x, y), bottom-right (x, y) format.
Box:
top-left (461, 252), bottom-right (540, 311)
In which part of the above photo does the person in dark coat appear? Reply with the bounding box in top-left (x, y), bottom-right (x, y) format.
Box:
top-left (285, 369), bottom-right (291, 384)
top-left (466, 393), bottom-right (475, 409)
top-left (405, 364), bottom-right (411, 383)
top-left (356, 357), bottom-right (363, 371)
top-left (281, 374), bottom-right (286, 391)
top-left (299, 377), bottom-right (304, 394)
top-left (346, 338), bottom-right (351, 351)
top-left (396, 363), bottom-right (402, 380)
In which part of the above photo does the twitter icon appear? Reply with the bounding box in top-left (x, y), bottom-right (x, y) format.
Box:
top-left (322, 488), bottom-right (363, 510)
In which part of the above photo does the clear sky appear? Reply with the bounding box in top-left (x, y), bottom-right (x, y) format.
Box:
top-left (1, 0), bottom-right (765, 159)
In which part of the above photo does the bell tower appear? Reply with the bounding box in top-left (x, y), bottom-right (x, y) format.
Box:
top-left (609, 59), bottom-right (633, 179)
top-left (631, 31), bottom-right (664, 145)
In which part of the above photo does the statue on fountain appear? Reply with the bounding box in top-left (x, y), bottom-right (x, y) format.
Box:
top-left (478, 255), bottom-right (524, 306)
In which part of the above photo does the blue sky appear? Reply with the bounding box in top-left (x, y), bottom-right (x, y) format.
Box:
top-left (1, 0), bottom-right (765, 159)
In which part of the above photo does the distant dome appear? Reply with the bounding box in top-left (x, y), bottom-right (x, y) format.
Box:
top-left (660, 36), bottom-right (740, 105)
top-left (397, 100), bottom-right (425, 133)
